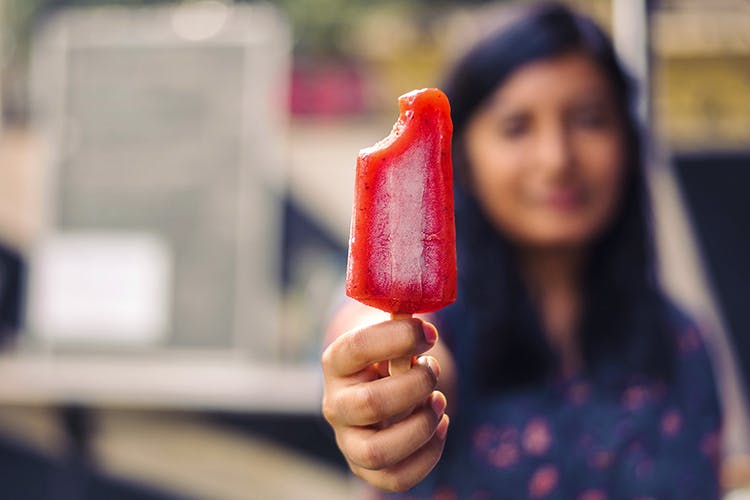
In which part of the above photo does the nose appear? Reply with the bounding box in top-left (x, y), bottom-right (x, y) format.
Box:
top-left (535, 121), bottom-right (574, 179)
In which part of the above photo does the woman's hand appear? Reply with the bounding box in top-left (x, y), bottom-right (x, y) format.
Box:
top-left (321, 317), bottom-right (450, 493)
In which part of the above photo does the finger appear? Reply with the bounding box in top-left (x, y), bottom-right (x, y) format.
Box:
top-left (327, 356), bottom-right (439, 426)
top-left (350, 414), bottom-right (450, 493)
top-left (322, 318), bottom-right (438, 378)
top-left (342, 392), bottom-right (447, 470)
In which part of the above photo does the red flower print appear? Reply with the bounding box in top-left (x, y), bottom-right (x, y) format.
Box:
top-left (433, 487), bottom-right (457, 500)
top-left (474, 425), bottom-right (525, 468)
top-left (529, 465), bottom-right (558, 498)
top-left (590, 450), bottom-right (614, 469)
top-left (473, 425), bottom-right (495, 449)
top-left (523, 418), bottom-right (552, 455)
top-left (490, 442), bottom-right (519, 468)
top-left (661, 409), bottom-right (682, 437)
top-left (622, 385), bottom-right (649, 410)
top-left (578, 489), bottom-right (606, 500)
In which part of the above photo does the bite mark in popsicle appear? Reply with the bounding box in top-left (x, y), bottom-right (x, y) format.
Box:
top-left (346, 88), bottom-right (456, 375)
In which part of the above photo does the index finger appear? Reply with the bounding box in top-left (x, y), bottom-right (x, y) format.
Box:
top-left (322, 319), bottom-right (438, 378)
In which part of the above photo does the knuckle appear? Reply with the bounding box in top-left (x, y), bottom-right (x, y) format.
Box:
top-left (354, 384), bottom-right (383, 423)
top-left (415, 410), bottom-right (436, 440)
top-left (337, 433), bottom-right (359, 466)
top-left (381, 470), bottom-right (411, 493)
top-left (322, 328), bottom-right (370, 375)
top-left (321, 393), bottom-right (338, 424)
top-left (320, 345), bottom-right (335, 373)
top-left (342, 329), bottom-right (370, 366)
top-left (348, 460), bottom-right (364, 479)
top-left (358, 440), bottom-right (386, 470)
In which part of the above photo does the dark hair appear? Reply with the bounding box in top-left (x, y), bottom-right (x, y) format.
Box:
top-left (436, 2), bottom-right (674, 394)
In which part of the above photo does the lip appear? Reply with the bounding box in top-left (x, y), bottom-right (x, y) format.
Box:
top-left (542, 189), bottom-right (586, 211)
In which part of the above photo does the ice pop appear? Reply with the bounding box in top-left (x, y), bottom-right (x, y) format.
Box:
top-left (346, 88), bottom-right (456, 374)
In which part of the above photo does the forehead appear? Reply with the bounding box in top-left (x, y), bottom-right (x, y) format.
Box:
top-left (489, 52), bottom-right (614, 110)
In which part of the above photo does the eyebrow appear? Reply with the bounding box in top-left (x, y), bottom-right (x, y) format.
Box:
top-left (569, 90), bottom-right (611, 107)
top-left (498, 89), bottom-right (612, 112)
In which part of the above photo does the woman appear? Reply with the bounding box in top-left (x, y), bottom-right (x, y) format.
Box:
top-left (321, 3), bottom-right (722, 498)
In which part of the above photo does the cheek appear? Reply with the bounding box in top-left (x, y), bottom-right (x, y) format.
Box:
top-left (465, 133), bottom-right (526, 230)
top-left (581, 137), bottom-right (627, 228)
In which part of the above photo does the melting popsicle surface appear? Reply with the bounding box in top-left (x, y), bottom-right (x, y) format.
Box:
top-left (346, 88), bottom-right (456, 314)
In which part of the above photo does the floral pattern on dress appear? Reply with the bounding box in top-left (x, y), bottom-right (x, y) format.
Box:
top-left (381, 307), bottom-right (722, 500)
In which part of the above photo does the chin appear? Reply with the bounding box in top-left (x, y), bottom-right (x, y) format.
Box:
top-left (523, 223), bottom-right (602, 250)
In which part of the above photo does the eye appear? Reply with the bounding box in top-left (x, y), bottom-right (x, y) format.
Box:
top-left (569, 105), bottom-right (610, 130)
top-left (498, 114), bottom-right (530, 139)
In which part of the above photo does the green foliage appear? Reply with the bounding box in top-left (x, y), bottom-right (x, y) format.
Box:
top-left (258, 0), bottom-right (421, 57)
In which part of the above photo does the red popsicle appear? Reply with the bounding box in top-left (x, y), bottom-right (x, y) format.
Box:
top-left (345, 88), bottom-right (456, 374)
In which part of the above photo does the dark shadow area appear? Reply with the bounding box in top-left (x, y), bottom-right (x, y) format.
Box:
top-left (673, 151), bottom-right (750, 394)
top-left (282, 195), bottom-right (346, 290)
top-left (0, 432), bottom-right (185, 500)
top-left (0, 241), bottom-right (25, 346)
top-left (210, 412), bottom-right (348, 472)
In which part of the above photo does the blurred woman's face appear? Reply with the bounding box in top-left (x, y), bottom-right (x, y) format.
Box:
top-left (464, 52), bottom-right (626, 250)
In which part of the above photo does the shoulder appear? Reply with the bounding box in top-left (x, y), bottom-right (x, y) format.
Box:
top-left (662, 301), bottom-right (713, 363)
top-left (662, 301), bottom-right (722, 418)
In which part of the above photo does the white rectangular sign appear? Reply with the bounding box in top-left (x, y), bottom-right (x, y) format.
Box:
top-left (29, 232), bottom-right (171, 345)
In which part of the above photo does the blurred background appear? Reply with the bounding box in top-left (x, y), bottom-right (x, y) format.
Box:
top-left (0, 0), bottom-right (748, 498)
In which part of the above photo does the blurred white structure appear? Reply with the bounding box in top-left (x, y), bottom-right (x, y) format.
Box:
top-left (0, 2), bottom-right (322, 413)
top-left (29, 1), bottom-right (288, 355)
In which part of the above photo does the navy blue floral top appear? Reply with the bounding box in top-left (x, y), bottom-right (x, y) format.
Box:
top-left (384, 307), bottom-right (723, 500)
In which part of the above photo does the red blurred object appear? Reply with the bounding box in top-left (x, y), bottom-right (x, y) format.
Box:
top-left (290, 60), bottom-right (366, 116)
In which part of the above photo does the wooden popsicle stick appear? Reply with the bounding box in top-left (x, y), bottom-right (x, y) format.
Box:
top-left (389, 312), bottom-right (414, 376)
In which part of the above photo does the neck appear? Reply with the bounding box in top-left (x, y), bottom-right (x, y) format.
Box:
top-left (518, 246), bottom-right (586, 376)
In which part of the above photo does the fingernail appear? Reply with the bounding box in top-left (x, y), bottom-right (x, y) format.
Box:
top-left (430, 392), bottom-right (446, 417)
top-left (422, 322), bottom-right (438, 345)
top-left (417, 356), bottom-right (440, 379)
top-left (436, 415), bottom-right (450, 441)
